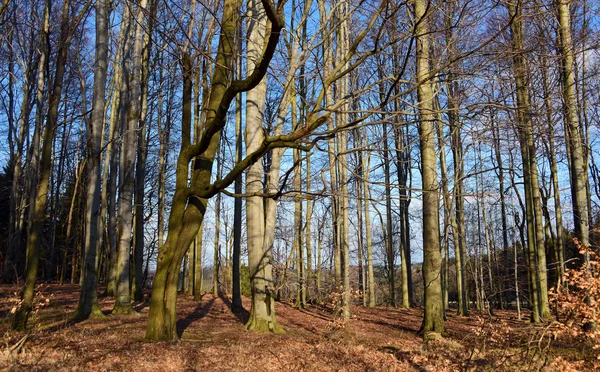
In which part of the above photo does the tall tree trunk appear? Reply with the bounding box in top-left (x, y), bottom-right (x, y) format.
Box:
top-left (5, 11), bottom-right (37, 282)
top-left (132, 0), bottom-right (156, 302)
top-left (435, 93), bottom-right (451, 313)
top-left (443, 1), bottom-right (468, 316)
top-left (355, 138), bottom-right (365, 306)
top-left (146, 0), bottom-right (283, 341)
top-left (491, 119), bottom-right (509, 310)
top-left (507, 1), bottom-right (549, 321)
top-left (336, 0), bottom-right (351, 319)
top-left (114, 0), bottom-right (147, 315)
top-left (415, 0), bottom-right (445, 336)
top-left (75, 0), bottom-right (109, 320)
top-left (383, 121), bottom-right (395, 307)
top-left (362, 142), bottom-right (376, 307)
top-left (318, 0), bottom-right (340, 288)
top-left (305, 161), bottom-right (313, 302)
top-left (293, 145), bottom-right (305, 308)
top-left (394, 125), bottom-right (412, 309)
top-left (104, 8), bottom-right (131, 296)
top-left (556, 0), bottom-right (589, 253)
top-left (541, 63), bottom-right (565, 285)
top-left (13, 0), bottom-right (89, 330)
top-left (212, 149), bottom-right (221, 296)
top-left (231, 26), bottom-right (243, 311)
top-left (245, 0), bottom-right (283, 332)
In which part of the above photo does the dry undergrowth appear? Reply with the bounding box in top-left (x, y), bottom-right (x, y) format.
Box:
top-left (0, 284), bottom-right (591, 371)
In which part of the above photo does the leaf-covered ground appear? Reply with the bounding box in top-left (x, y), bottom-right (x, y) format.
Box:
top-left (0, 284), bottom-right (587, 371)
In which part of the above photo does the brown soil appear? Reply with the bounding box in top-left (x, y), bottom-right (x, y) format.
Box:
top-left (0, 284), bottom-right (583, 371)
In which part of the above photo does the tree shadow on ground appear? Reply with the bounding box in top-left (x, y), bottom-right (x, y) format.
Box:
top-left (219, 294), bottom-right (249, 325)
top-left (360, 317), bottom-right (420, 334)
top-left (378, 346), bottom-right (427, 371)
top-left (176, 297), bottom-right (215, 338)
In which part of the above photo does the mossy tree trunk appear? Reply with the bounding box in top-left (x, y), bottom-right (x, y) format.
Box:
top-left (146, 0), bottom-right (285, 340)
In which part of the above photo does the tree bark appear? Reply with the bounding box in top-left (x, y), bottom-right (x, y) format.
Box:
top-left (113, 0), bottom-right (144, 316)
top-left (556, 0), bottom-right (589, 253)
top-left (415, 0), bottom-right (445, 337)
top-left (507, 1), bottom-right (549, 321)
top-left (75, 0), bottom-right (109, 320)
top-left (13, 0), bottom-right (89, 330)
top-left (245, 0), bottom-right (283, 332)
top-left (132, 0), bottom-right (156, 302)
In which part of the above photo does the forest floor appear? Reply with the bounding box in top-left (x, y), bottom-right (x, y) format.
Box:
top-left (0, 284), bottom-right (590, 371)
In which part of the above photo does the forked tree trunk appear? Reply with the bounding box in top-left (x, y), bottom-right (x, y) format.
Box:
top-left (245, 0), bottom-right (283, 333)
top-left (146, 0), bottom-right (284, 340)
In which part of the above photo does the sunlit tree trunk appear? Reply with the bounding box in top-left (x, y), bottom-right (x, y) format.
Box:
top-left (318, 0), bottom-right (340, 287)
top-left (507, 1), bottom-right (548, 322)
top-left (415, 0), bottom-right (445, 336)
top-left (556, 0), bottom-right (589, 254)
top-left (336, 0), bottom-right (351, 319)
top-left (244, 0), bottom-right (283, 333)
top-left (291, 90), bottom-right (305, 308)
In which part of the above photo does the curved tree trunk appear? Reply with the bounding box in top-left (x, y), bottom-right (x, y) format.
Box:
top-left (146, 0), bottom-right (284, 341)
